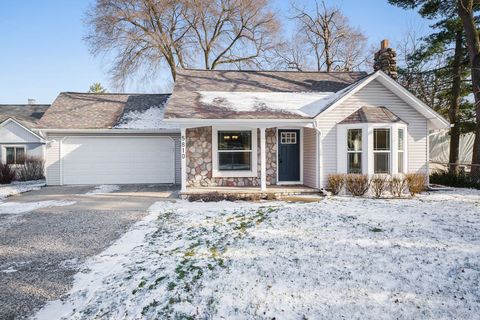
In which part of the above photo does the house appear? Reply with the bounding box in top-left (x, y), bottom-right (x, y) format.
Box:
top-left (164, 42), bottom-right (450, 193)
top-left (36, 93), bottom-right (180, 185)
top-left (0, 103), bottom-right (49, 166)
top-left (0, 41), bottom-right (450, 190)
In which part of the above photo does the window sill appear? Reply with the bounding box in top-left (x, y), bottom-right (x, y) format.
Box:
top-left (212, 170), bottom-right (258, 178)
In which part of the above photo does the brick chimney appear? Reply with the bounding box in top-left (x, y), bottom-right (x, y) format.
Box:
top-left (27, 98), bottom-right (36, 105)
top-left (373, 39), bottom-right (398, 80)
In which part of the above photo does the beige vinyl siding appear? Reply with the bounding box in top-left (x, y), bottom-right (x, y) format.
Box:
top-left (45, 133), bottom-right (181, 186)
top-left (316, 79), bottom-right (428, 187)
top-left (45, 135), bottom-right (62, 185)
top-left (303, 127), bottom-right (317, 188)
top-left (172, 135), bottom-right (181, 184)
top-left (0, 120), bottom-right (43, 143)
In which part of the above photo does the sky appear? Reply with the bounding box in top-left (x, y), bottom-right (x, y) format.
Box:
top-left (0, 0), bottom-right (432, 104)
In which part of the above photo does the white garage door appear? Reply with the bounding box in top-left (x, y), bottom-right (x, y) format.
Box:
top-left (62, 136), bottom-right (175, 185)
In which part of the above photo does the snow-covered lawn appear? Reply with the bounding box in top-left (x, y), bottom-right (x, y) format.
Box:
top-left (0, 180), bottom-right (45, 200)
top-left (35, 189), bottom-right (480, 319)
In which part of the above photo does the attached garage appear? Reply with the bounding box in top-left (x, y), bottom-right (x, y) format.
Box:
top-left (45, 133), bottom-right (180, 185)
top-left (38, 93), bottom-right (180, 186)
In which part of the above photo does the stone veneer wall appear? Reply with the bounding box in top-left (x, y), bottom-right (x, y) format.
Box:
top-left (186, 126), bottom-right (277, 187)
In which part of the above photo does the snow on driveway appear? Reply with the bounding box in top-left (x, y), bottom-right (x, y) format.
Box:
top-left (0, 200), bottom-right (76, 215)
top-left (34, 189), bottom-right (480, 319)
top-left (85, 185), bottom-right (120, 195)
top-left (0, 180), bottom-right (45, 200)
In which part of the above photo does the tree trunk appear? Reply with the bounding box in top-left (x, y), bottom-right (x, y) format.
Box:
top-left (458, 0), bottom-right (480, 179)
top-left (448, 30), bottom-right (464, 173)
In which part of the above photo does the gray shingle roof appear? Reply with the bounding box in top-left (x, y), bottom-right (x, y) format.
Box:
top-left (0, 104), bottom-right (50, 128)
top-left (38, 93), bottom-right (171, 129)
top-left (165, 69), bottom-right (368, 120)
top-left (339, 106), bottom-right (406, 124)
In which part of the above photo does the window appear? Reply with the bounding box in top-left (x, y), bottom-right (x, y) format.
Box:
top-left (373, 128), bottom-right (391, 174)
top-left (5, 146), bottom-right (25, 165)
top-left (281, 132), bottom-right (297, 144)
top-left (347, 129), bottom-right (362, 173)
top-left (217, 131), bottom-right (252, 171)
top-left (398, 128), bottom-right (405, 173)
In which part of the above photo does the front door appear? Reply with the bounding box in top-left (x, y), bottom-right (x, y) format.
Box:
top-left (278, 129), bottom-right (300, 182)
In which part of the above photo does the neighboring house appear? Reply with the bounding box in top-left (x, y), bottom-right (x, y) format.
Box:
top-left (164, 45), bottom-right (449, 193)
top-left (36, 93), bottom-right (180, 185)
top-left (0, 104), bottom-right (49, 165)
top-left (430, 131), bottom-right (474, 171)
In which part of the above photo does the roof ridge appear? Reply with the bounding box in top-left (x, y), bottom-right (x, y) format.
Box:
top-left (179, 68), bottom-right (367, 74)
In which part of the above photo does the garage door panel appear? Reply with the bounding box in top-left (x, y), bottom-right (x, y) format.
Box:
top-left (62, 137), bottom-right (174, 185)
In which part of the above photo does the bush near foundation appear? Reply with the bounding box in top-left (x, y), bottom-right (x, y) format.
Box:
top-left (345, 174), bottom-right (370, 196)
top-left (406, 173), bottom-right (426, 196)
top-left (370, 175), bottom-right (389, 198)
top-left (327, 174), bottom-right (345, 195)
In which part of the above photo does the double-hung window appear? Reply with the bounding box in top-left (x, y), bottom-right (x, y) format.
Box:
top-left (5, 146), bottom-right (25, 165)
top-left (398, 128), bottom-right (405, 173)
top-left (373, 128), bottom-right (391, 174)
top-left (217, 131), bottom-right (252, 171)
top-left (347, 129), bottom-right (362, 173)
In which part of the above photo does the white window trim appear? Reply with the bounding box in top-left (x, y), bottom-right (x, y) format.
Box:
top-left (2, 144), bottom-right (27, 165)
top-left (337, 123), bottom-right (407, 175)
top-left (212, 127), bottom-right (258, 178)
top-left (346, 128), bottom-right (363, 174)
top-left (372, 128), bottom-right (392, 174)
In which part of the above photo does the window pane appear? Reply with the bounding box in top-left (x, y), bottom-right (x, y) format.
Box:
top-left (398, 129), bottom-right (404, 150)
top-left (398, 151), bottom-right (404, 173)
top-left (6, 147), bottom-right (15, 165)
top-left (374, 153), bottom-right (390, 174)
top-left (218, 131), bottom-right (251, 150)
top-left (218, 151), bottom-right (251, 171)
top-left (16, 148), bottom-right (25, 165)
top-left (348, 152), bottom-right (362, 173)
top-left (347, 129), bottom-right (362, 151)
top-left (374, 129), bottom-right (390, 151)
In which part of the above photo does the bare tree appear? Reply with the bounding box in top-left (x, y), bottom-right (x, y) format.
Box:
top-left (289, 0), bottom-right (367, 72)
top-left (183, 0), bottom-right (279, 70)
top-left (85, 0), bottom-right (191, 85)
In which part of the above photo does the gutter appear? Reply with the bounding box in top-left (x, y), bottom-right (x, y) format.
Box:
top-left (37, 128), bottom-right (181, 134)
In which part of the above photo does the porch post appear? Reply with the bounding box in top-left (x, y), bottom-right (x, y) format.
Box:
top-left (180, 127), bottom-right (187, 192)
top-left (260, 127), bottom-right (267, 191)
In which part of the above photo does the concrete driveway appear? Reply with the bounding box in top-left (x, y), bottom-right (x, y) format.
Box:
top-left (0, 184), bottom-right (178, 320)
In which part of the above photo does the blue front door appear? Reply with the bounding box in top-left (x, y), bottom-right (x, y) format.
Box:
top-left (278, 129), bottom-right (300, 182)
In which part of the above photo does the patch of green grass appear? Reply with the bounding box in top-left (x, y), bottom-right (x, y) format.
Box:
top-left (167, 282), bottom-right (176, 291)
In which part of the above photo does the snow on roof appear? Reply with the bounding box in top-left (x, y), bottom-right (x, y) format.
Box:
top-left (197, 91), bottom-right (342, 118)
top-left (114, 105), bottom-right (179, 130)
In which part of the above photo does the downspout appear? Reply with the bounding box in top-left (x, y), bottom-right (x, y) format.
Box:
top-left (313, 121), bottom-right (322, 189)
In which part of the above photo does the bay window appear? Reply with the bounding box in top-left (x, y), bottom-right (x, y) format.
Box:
top-left (347, 129), bottom-right (362, 173)
top-left (373, 128), bottom-right (391, 174)
top-left (217, 130), bottom-right (252, 171)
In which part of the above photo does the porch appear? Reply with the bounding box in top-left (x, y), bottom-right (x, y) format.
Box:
top-left (179, 123), bottom-right (319, 193)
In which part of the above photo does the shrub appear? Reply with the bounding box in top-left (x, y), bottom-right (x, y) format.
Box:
top-left (406, 173), bottom-right (426, 196)
top-left (0, 163), bottom-right (16, 184)
top-left (390, 175), bottom-right (407, 197)
top-left (345, 174), bottom-right (370, 196)
top-left (17, 156), bottom-right (45, 181)
top-left (430, 170), bottom-right (480, 189)
top-left (327, 174), bottom-right (345, 195)
top-left (370, 175), bottom-right (389, 198)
